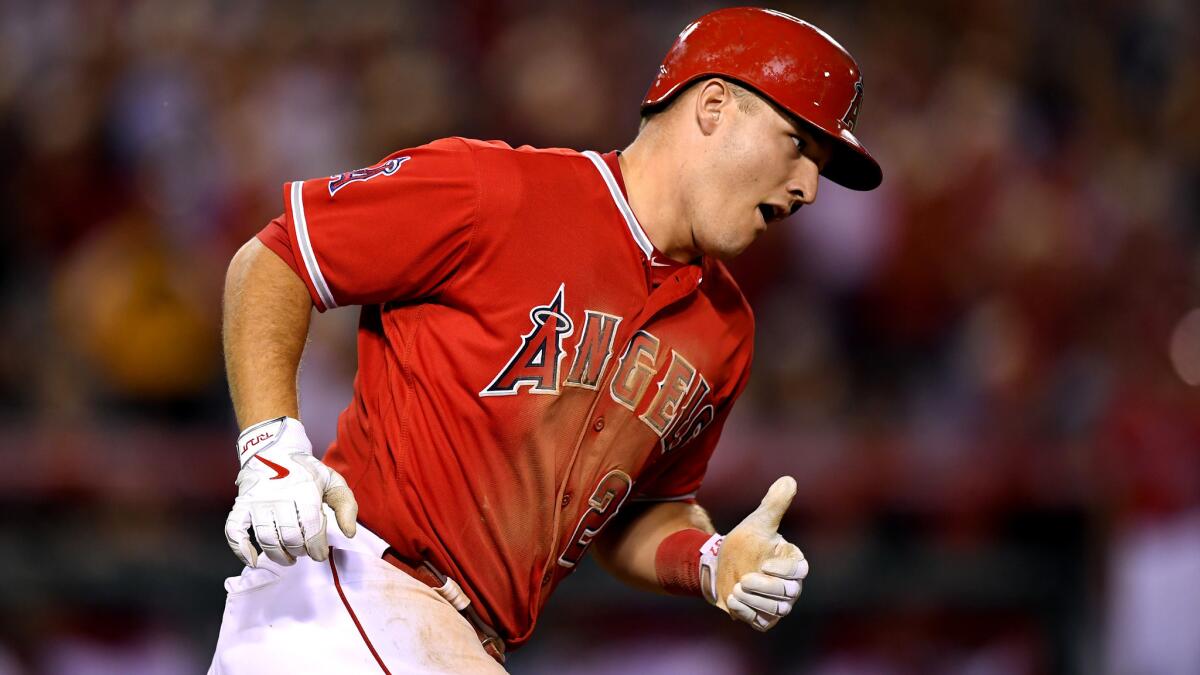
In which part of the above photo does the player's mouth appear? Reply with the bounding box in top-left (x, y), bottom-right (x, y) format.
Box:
top-left (757, 202), bottom-right (792, 227)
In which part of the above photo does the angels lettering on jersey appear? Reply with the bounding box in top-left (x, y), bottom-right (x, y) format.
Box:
top-left (480, 284), bottom-right (714, 455)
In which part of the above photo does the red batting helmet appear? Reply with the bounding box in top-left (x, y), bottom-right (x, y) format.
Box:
top-left (643, 7), bottom-right (882, 191)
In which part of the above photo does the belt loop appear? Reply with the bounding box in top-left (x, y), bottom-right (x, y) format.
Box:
top-left (420, 561), bottom-right (472, 611)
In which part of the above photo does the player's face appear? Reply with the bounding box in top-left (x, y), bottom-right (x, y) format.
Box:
top-left (688, 96), bottom-right (832, 260)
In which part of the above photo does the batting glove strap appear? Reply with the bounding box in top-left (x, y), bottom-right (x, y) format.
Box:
top-left (699, 533), bottom-right (724, 606)
top-left (236, 416), bottom-right (311, 467)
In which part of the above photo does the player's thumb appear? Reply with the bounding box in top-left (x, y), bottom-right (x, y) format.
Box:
top-left (324, 469), bottom-right (358, 538)
top-left (745, 476), bottom-right (797, 534)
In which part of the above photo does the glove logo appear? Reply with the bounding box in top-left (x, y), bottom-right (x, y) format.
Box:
top-left (255, 455), bottom-right (291, 480)
top-left (702, 535), bottom-right (722, 558)
top-left (239, 431), bottom-right (275, 456)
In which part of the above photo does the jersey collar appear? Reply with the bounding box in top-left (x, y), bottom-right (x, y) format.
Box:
top-left (581, 150), bottom-right (654, 261)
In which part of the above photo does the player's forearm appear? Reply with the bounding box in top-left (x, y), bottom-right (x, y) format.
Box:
top-left (593, 501), bottom-right (715, 594)
top-left (222, 238), bottom-right (313, 430)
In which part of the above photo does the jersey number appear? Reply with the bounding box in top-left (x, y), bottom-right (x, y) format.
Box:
top-left (556, 469), bottom-right (633, 568)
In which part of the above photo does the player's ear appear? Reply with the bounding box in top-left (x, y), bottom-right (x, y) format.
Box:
top-left (694, 79), bottom-right (730, 135)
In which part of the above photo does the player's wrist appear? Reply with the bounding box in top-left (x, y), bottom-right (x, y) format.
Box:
top-left (654, 528), bottom-right (724, 601)
top-left (236, 416), bottom-right (310, 467)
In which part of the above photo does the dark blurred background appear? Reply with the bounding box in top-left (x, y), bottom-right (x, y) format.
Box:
top-left (1, 0), bottom-right (1198, 673)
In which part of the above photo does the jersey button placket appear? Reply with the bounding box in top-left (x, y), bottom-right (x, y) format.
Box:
top-left (542, 569), bottom-right (553, 586)
top-left (560, 492), bottom-right (572, 508)
top-left (592, 417), bottom-right (605, 432)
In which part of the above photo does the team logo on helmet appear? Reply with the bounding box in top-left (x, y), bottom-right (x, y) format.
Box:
top-left (842, 78), bottom-right (864, 131)
top-left (327, 156), bottom-right (410, 196)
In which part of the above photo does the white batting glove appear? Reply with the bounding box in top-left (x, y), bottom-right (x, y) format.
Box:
top-left (701, 476), bottom-right (809, 632)
top-left (224, 417), bottom-right (358, 567)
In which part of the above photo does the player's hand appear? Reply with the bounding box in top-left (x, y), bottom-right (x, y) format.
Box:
top-left (223, 417), bottom-right (358, 567)
top-left (709, 476), bottom-right (808, 632)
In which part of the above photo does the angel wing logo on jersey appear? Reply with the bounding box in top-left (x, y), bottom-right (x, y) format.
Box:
top-left (480, 284), bottom-right (575, 396)
top-left (327, 156), bottom-right (411, 196)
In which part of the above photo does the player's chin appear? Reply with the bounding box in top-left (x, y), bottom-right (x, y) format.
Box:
top-left (697, 221), bottom-right (758, 260)
top-left (707, 235), bottom-right (756, 261)
top-left (739, 221), bottom-right (767, 253)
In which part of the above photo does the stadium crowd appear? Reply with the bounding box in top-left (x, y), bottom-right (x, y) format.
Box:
top-left (0, 1), bottom-right (1197, 673)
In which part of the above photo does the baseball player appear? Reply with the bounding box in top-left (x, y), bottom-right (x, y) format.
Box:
top-left (211, 8), bottom-right (881, 673)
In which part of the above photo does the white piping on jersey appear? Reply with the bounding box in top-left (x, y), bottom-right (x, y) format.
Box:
top-left (582, 150), bottom-right (653, 260)
top-left (289, 181), bottom-right (338, 310)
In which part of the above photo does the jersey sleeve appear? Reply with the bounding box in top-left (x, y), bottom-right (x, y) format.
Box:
top-left (256, 137), bottom-right (479, 311)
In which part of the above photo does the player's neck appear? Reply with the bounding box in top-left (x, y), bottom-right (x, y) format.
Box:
top-left (618, 137), bottom-right (699, 264)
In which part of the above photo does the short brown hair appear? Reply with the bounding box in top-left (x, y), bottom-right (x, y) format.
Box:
top-left (639, 79), bottom-right (760, 130)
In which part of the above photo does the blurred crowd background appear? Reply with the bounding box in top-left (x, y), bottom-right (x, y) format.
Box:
top-left (1, 0), bottom-right (1198, 673)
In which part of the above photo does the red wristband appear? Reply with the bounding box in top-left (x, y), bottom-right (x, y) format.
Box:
top-left (654, 528), bottom-right (713, 596)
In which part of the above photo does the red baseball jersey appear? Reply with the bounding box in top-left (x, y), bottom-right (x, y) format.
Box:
top-left (257, 137), bottom-right (754, 648)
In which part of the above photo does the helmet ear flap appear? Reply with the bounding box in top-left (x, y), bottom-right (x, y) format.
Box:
top-left (642, 7), bottom-right (882, 191)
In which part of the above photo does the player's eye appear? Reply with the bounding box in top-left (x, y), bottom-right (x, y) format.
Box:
top-left (791, 135), bottom-right (807, 154)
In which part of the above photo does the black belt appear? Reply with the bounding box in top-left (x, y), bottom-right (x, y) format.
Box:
top-left (381, 547), bottom-right (506, 665)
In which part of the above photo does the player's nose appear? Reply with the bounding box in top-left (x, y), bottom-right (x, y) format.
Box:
top-left (787, 156), bottom-right (820, 211)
